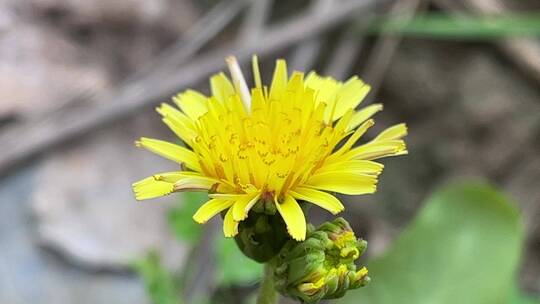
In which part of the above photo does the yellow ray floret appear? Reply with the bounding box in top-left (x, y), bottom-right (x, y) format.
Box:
top-left (132, 56), bottom-right (407, 241)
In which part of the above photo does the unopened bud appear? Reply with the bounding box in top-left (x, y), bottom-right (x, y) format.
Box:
top-left (274, 218), bottom-right (370, 303)
top-left (234, 211), bottom-right (289, 263)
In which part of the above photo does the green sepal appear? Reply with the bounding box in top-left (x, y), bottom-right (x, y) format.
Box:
top-left (234, 211), bottom-right (289, 263)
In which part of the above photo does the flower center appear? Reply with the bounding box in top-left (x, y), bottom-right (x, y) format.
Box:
top-left (190, 76), bottom-right (350, 198)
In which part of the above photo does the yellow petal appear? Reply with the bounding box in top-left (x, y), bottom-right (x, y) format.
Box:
top-left (252, 55), bottom-right (262, 89)
top-left (172, 90), bottom-right (208, 120)
top-left (156, 103), bottom-right (197, 144)
top-left (136, 137), bottom-right (201, 171)
top-left (306, 172), bottom-right (377, 195)
top-left (344, 140), bottom-right (407, 160)
top-left (151, 172), bottom-right (188, 183)
top-left (305, 74), bottom-right (371, 121)
top-left (298, 277), bottom-right (326, 295)
top-left (332, 77), bottom-right (371, 120)
top-left (290, 187), bottom-right (344, 215)
top-left (305, 73), bottom-right (339, 121)
top-left (173, 175), bottom-right (220, 192)
top-left (275, 194), bottom-right (306, 241)
top-left (208, 193), bottom-right (247, 199)
top-left (375, 123), bottom-right (408, 140)
top-left (251, 88), bottom-right (266, 112)
top-left (132, 172), bottom-right (215, 200)
top-left (357, 267), bottom-right (369, 278)
top-left (223, 208), bottom-right (239, 238)
top-left (332, 119), bottom-right (374, 157)
top-left (226, 56), bottom-right (251, 109)
top-left (347, 104), bottom-right (383, 131)
top-left (132, 175), bottom-right (176, 200)
top-left (210, 72), bottom-right (235, 103)
top-left (318, 160), bottom-right (384, 176)
top-left (269, 59), bottom-right (288, 100)
top-left (193, 199), bottom-right (234, 224)
top-left (232, 193), bottom-right (261, 221)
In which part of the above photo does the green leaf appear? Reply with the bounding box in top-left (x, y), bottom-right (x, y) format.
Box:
top-left (510, 285), bottom-right (540, 304)
top-left (132, 251), bottom-right (181, 304)
top-left (341, 182), bottom-right (524, 304)
top-left (168, 192), bottom-right (208, 244)
top-left (368, 13), bottom-right (540, 39)
top-left (215, 237), bottom-right (263, 286)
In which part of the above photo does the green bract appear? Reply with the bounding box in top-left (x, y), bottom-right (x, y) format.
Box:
top-left (274, 218), bottom-right (369, 303)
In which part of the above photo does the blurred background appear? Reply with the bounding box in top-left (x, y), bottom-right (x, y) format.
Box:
top-left (0, 0), bottom-right (539, 303)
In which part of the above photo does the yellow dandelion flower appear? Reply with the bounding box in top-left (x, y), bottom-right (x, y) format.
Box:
top-left (132, 56), bottom-right (407, 241)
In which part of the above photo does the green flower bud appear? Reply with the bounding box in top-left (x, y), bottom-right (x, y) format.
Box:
top-left (274, 217), bottom-right (370, 303)
top-left (234, 210), bottom-right (290, 263)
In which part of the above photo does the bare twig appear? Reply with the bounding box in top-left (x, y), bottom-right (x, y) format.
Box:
top-left (0, 0), bottom-right (393, 177)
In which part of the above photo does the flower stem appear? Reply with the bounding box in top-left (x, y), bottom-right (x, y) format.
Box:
top-left (257, 262), bottom-right (277, 304)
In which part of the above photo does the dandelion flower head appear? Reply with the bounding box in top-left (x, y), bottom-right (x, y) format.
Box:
top-left (133, 56), bottom-right (407, 241)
